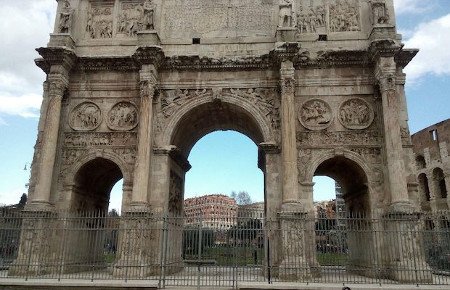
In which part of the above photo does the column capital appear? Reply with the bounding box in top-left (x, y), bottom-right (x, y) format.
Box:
top-left (259, 142), bottom-right (280, 154)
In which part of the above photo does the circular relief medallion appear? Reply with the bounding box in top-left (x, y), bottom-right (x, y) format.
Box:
top-left (69, 102), bottom-right (102, 131)
top-left (107, 102), bottom-right (139, 131)
top-left (338, 98), bottom-right (374, 130)
top-left (298, 99), bottom-right (333, 130)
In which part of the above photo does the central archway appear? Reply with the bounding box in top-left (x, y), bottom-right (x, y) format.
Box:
top-left (152, 98), bottom-right (281, 279)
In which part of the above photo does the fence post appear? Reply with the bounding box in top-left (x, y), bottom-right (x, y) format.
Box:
top-left (159, 212), bottom-right (168, 289)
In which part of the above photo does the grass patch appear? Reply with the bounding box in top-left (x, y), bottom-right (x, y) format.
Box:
top-left (317, 252), bottom-right (348, 266)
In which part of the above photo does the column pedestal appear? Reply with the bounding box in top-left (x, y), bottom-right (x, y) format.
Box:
top-left (383, 212), bottom-right (432, 283)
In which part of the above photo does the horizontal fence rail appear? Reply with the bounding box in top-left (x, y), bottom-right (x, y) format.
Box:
top-left (0, 209), bottom-right (449, 288)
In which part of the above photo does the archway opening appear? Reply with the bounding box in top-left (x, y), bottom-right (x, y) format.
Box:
top-left (314, 156), bottom-right (369, 215)
top-left (167, 100), bottom-right (268, 271)
top-left (72, 157), bottom-right (123, 213)
top-left (312, 156), bottom-right (371, 273)
top-left (433, 168), bottom-right (448, 200)
top-left (67, 157), bottom-right (124, 273)
top-left (418, 173), bottom-right (431, 204)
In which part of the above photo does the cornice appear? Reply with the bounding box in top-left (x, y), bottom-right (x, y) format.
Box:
top-left (163, 54), bottom-right (276, 71)
top-left (35, 47), bottom-right (77, 72)
top-left (295, 50), bottom-right (369, 68)
top-left (395, 49), bottom-right (419, 68)
top-left (133, 46), bottom-right (165, 68)
top-left (77, 57), bottom-right (139, 72)
top-left (368, 39), bottom-right (403, 60)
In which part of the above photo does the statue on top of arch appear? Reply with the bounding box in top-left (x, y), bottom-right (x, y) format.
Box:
top-left (58, 0), bottom-right (73, 33)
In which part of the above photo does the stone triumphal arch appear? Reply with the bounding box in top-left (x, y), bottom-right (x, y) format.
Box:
top-left (11, 0), bottom-right (432, 282)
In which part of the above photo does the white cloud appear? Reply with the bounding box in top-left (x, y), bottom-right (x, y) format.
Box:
top-left (0, 0), bottom-right (56, 123)
top-left (404, 14), bottom-right (450, 80)
top-left (0, 93), bottom-right (42, 118)
top-left (394, 0), bottom-right (434, 15)
top-left (0, 188), bottom-right (25, 207)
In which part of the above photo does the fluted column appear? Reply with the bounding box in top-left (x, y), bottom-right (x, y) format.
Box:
top-left (29, 74), bottom-right (68, 209)
top-left (130, 65), bottom-right (158, 210)
top-left (280, 60), bottom-right (299, 206)
top-left (375, 56), bottom-right (411, 209)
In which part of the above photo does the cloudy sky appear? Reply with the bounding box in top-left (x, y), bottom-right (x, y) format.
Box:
top-left (0, 0), bottom-right (449, 211)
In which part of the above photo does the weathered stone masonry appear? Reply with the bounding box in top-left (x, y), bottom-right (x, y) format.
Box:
top-left (10, 0), bottom-right (431, 282)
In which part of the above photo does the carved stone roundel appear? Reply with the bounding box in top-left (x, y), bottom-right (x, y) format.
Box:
top-left (107, 102), bottom-right (139, 131)
top-left (298, 99), bottom-right (333, 130)
top-left (69, 102), bottom-right (102, 131)
top-left (338, 98), bottom-right (374, 130)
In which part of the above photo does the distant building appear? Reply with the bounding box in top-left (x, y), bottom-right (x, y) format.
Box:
top-left (335, 183), bottom-right (346, 219)
top-left (412, 119), bottom-right (449, 213)
top-left (184, 194), bottom-right (237, 229)
top-left (237, 202), bottom-right (265, 220)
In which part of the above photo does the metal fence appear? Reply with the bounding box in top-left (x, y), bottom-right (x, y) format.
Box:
top-left (0, 209), bottom-right (449, 288)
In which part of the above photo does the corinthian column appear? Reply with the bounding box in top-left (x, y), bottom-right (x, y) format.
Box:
top-left (280, 60), bottom-right (299, 206)
top-left (29, 74), bottom-right (68, 210)
top-left (375, 56), bottom-right (411, 209)
top-left (129, 65), bottom-right (158, 211)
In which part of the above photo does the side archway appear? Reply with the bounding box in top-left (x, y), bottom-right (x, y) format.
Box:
top-left (65, 151), bottom-right (132, 212)
top-left (307, 150), bottom-right (372, 215)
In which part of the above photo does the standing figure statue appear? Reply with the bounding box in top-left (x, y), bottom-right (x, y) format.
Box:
top-left (58, 0), bottom-right (73, 33)
top-left (278, 0), bottom-right (293, 28)
top-left (370, 0), bottom-right (389, 25)
top-left (142, 0), bottom-right (156, 30)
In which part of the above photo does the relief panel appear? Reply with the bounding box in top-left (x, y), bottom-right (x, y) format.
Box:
top-left (298, 99), bottom-right (332, 131)
top-left (69, 102), bottom-right (102, 131)
top-left (338, 98), bottom-right (374, 130)
top-left (161, 0), bottom-right (276, 39)
top-left (107, 102), bottom-right (139, 131)
top-left (86, 0), bottom-right (114, 39)
top-left (295, 0), bottom-right (361, 35)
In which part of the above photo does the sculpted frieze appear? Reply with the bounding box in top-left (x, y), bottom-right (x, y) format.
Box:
top-left (295, 0), bottom-right (360, 35)
top-left (296, 4), bottom-right (326, 34)
top-left (297, 131), bottom-right (381, 147)
top-left (69, 102), bottom-right (102, 131)
top-left (339, 98), bottom-right (374, 130)
top-left (298, 99), bottom-right (332, 130)
top-left (329, 0), bottom-right (360, 32)
top-left (64, 132), bottom-right (137, 148)
top-left (86, 1), bottom-right (114, 39)
top-left (107, 102), bottom-right (139, 131)
top-left (118, 0), bottom-right (156, 37)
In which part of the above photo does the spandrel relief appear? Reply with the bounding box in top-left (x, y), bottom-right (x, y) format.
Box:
top-left (107, 102), bottom-right (139, 131)
top-left (86, 1), bottom-right (114, 39)
top-left (339, 98), bottom-right (374, 130)
top-left (69, 102), bottom-right (102, 131)
top-left (298, 99), bottom-right (332, 130)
